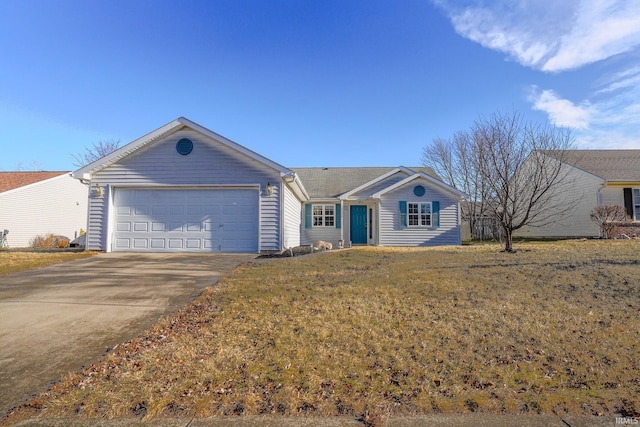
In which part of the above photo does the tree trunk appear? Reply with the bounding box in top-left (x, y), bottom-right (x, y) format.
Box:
top-left (503, 227), bottom-right (514, 252)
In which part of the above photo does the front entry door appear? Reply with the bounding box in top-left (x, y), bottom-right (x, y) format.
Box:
top-left (350, 205), bottom-right (368, 245)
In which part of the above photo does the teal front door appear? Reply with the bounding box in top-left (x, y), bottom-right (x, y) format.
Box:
top-left (350, 205), bottom-right (368, 245)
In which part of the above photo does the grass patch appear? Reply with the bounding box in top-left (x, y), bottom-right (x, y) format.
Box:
top-left (0, 250), bottom-right (96, 276)
top-left (3, 240), bottom-right (639, 423)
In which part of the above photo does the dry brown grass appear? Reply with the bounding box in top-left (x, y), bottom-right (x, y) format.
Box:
top-left (0, 250), bottom-right (96, 276)
top-left (3, 240), bottom-right (639, 424)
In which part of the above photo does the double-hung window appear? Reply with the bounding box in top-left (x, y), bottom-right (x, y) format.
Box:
top-left (634, 189), bottom-right (640, 221)
top-left (408, 202), bottom-right (431, 227)
top-left (313, 204), bottom-right (335, 227)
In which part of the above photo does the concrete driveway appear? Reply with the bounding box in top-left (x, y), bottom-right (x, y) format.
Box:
top-left (0, 252), bottom-right (256, 414)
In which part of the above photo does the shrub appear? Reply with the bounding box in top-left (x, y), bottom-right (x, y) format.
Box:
top-left (590, 205), bottom-right (627, 238)
top-left (30, 234), bottom-right (70, 249)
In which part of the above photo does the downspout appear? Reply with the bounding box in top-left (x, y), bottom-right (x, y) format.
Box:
top-left (597, 179), bottom-right (607, 205)
top-left (596, 179), bottom-right (607, 238)
top-left (340, 198), bottom-right (344, 245)
top-left (78, 177), bottom-right (92, 250)
top-left (280, 180), bottom-right (285, 251)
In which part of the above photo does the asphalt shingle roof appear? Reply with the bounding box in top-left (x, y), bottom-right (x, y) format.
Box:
top-left (0, 171), bottom-right (69, 193)
top-left (291, 167), bottom-right (440, 199)
top-left (545, 150), bottom-right (640, 182)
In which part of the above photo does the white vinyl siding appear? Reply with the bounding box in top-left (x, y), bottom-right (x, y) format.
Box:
top-left (351, 173), bottom-right (411, 199)
top-left (379, 181), bottom-right (460, 246)
top-left (515, 162), bottom-right (603, 238)
top-left (0, 174), bottom-right (88, 248)
top-left (301, 203), bottom-right (342, 246)
top-left (87, 129), bottom-right (282, 252)
top-left (282, 184), bottom-right (301, 249)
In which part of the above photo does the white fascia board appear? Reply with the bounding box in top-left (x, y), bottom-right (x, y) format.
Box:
top-left (307, 198), bottom-right (341, 204)
top-left (72, 119), bottom-right (184, 180)
top-left (371, 173), bottom-right (467, 199)
top-left (282, 172), bottom-right (310, 201)
top-left (339, 167), bottom-right (414, 200)
top-left (182, 117), bottom-right (292, 175)
top-left (72, 117), bottom-right (293, 180)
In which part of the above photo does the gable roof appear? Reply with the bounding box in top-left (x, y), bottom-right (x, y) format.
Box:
top-left (291, 166), bottom-right (440, 199)
top-left (544, 150), bottom-right (640, 182)
top-left (371, 172), bottom-right (467, 199)
top-left (0, 171), bottom-right (69, 193)
top-left (73, 117), bottom-right (293, 180)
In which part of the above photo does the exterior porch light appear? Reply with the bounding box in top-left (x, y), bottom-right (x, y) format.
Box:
top-left (266, 182), bottom-right (274, 196)
top-left (93, 183), bottom-right (103, 197)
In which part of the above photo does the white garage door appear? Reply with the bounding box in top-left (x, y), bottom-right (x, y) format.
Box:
top-left (113, 188), bottom-right (259, 252)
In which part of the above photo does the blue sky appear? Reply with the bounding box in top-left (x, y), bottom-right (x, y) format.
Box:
top-left (1, 0), bottom-right (639, 171)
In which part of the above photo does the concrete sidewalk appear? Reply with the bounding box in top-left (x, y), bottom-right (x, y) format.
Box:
top-left (0, 253), bottom-right (256, 415)
top-left (10, 414), bottom-right (617, 426)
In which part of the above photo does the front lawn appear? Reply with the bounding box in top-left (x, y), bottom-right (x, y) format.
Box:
top-left (0, 250), bottom-right (96, 276)
top-left (4, 241), bottom-right (639, 423)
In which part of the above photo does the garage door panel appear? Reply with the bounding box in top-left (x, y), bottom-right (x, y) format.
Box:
top-left (186, 223), bottom-right (201, 232)
top-left (169, 205), bottom-right (184, 215)
top-left (168, 239), bottom-right (184, 249)
top-left (133, 239), bottom-right (149, 249)
top-left (134, 222), bottom-right (148, 232)
top-left (150, 239), bottom-right (165, 249)
top-left (186, 239), bottom-right (201, 249)
top-left (113, 188), bottom-right (259, 253)
top-left (116, 222), bottom-right (131, 232)
top-left (115, 238), bottom-right (131, 249)
top-left (117, 206), bottom-right (132, 216)
top-left (152, 206), bottom-right (167, 215)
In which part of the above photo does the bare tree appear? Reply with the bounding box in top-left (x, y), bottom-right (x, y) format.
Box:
top-left (422, 132), bottom-right (490, 239)
top-left (423, 110), bottom-right (577, 252)
top-left (71, 139), bottom-right (120, 168)
top-left (590, 205), bottom-right (627, 238)
top-left (14, 160), bottom-right (43, 171)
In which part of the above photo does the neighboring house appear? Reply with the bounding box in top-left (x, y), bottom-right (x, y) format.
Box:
top-left (72, 117), bottom-right (464, 253)
top-left (515, 150), bottom-right (640, 238)
top-left (0, 171), bottom-right (89, 248)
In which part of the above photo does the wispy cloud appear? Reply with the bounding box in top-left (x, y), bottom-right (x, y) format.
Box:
top-left (528, 88), bottom-right (593, 129)
top-left (436, 0), bottom-right (640, 148)
top-left (542, 1), bottom-right (640, 72)
top-left (437, 0), bottom-right (640, 72)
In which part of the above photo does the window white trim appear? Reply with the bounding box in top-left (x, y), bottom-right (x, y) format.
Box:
top-left (633, 188), bottom-right (640, 222)
top-left (313, 204), bottom-right (335, 227)
top-left (407, 202), bottom-right (432, 227)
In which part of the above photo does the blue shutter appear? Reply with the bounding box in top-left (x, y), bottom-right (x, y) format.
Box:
top-left (432, 201), bottom-right (440, 227)
top-left (399, 201), bottom-right (407, 229)
top-left (335, 204), bottom-right (341, 229)
top-left (305, 204), bottom-right (312, 229)
top-left (624, 188), bottom-right (633, 218)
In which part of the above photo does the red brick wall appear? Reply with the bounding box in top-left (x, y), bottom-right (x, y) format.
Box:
top-left (612, 223), bottom-right (640, 238)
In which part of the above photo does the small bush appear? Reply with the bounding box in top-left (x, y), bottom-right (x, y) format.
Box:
top-left (30, 234), bottom-right (70, 249)
top-left (590, 205), bottom-right (627, 238)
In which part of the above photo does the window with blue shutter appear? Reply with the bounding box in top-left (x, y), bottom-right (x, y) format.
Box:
top-left (305, 204), bottom-right (312, 229)
top-left (432, 201), bottom-right (440, 227)
top-left (402, 200), bottom-right (439, 228)
top-left (399, 201), bottom-right (407, 228)
top-left (306, 204), bottom-right (341, 228)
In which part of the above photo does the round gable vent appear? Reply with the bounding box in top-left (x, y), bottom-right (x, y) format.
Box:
top-left (176, 138), bottom-right (193, 155)
top-left (413, 185), bottom-right (425, 197)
